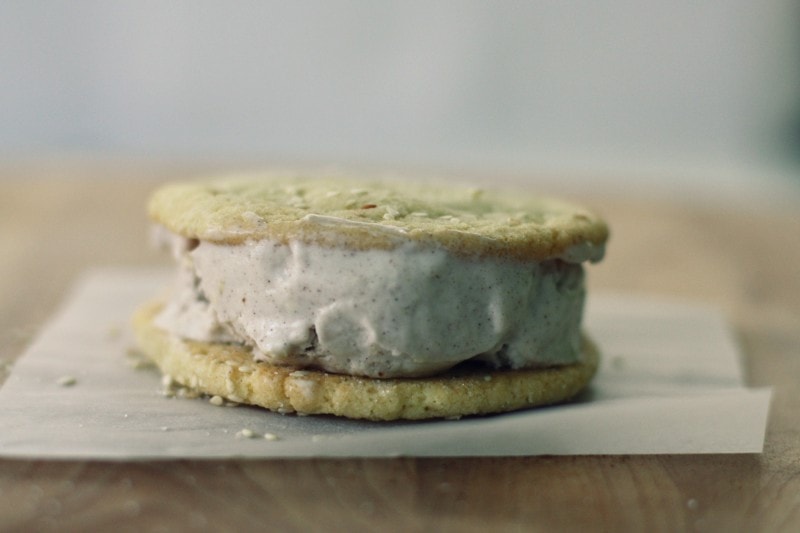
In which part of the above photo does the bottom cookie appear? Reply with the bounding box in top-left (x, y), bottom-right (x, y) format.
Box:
top-left (132, 300), bottom-right (599, 421)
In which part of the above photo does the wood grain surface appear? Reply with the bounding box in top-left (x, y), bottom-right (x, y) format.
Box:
top-left (1, 160), bottom-right (799, 532)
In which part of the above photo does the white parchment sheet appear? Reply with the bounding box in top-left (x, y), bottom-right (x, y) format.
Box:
top-left (0, 269), bottom-right (771, 459)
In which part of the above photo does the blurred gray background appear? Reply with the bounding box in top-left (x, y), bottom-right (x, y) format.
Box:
top-left (1, 1), bottom-right (798, 195)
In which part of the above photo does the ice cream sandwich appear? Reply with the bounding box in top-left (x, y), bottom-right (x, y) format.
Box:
top-left (132, 174), bottom-right (609, 420)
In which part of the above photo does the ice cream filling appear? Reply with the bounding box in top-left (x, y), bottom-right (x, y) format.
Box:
top-left (154, 228), bottom-right (596, 378)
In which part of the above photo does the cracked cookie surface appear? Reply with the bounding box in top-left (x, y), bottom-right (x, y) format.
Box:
top-left (148, 174), bottom-right (608, 261)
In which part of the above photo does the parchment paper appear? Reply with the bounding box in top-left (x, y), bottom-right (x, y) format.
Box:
top-left (0, 269), bottom-right (771, 459)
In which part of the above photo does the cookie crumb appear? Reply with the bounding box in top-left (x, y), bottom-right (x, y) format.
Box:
top-left (383, 206), bottom-right (400, 220)
top-left (177, 387), bottom-right (201, 399)
top-left (209, 395), bottom-right (224, 406)
top-left (56, 376), bottom-right (77, 387)
top-left (126, 355), bottom-right (153, 370)
top-left (107, 324), bottom-right (122, 340)
top-left (263, 433), bottom-right (279, 441)
top-left (236, 428), bottom-right (256, 439)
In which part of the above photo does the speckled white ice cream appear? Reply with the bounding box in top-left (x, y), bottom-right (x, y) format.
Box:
top-left (155, 229), bottom-right (593, 378)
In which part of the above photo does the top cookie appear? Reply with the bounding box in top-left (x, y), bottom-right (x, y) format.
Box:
top-left (148, 174), bottom-right (608, 262)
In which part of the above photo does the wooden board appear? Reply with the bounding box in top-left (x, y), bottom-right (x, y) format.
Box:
top-left (1, 160), bottom-right (798, 531)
